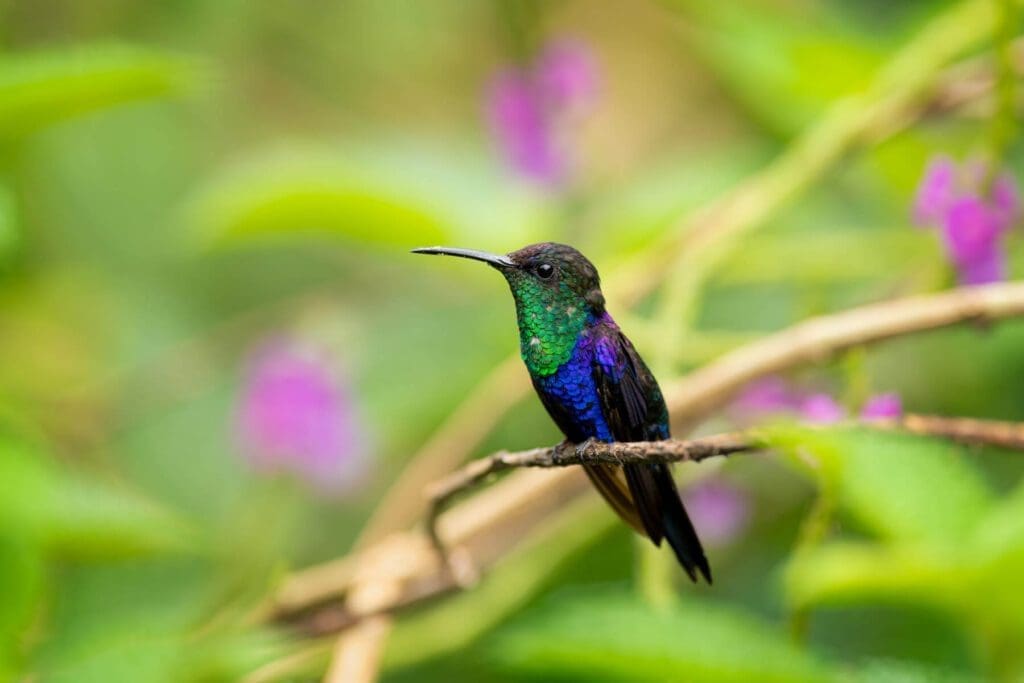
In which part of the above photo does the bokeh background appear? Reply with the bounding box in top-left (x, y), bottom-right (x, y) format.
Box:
top-left (2, 0), bottom-right (1024, 681)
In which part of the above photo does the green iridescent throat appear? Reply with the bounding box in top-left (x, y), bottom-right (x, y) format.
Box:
top-left (507, 277), bottom-right (590, 376)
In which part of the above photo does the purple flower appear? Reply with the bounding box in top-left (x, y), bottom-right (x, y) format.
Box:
top-left (684, 479), bottom-right (750, 547)
top-left (488, 70), bottom-right (564, 187)
top-left (913, 156), bottom-right (957, 227)
top-left (799, 393), bottom-right (845, 424)
top-left (993, 173), bottom-right (1021, 221)
top-left (942, 198), bottom-right (1007, 285)
top-left (912, 156), bottom-right (1021, 285)
top-left (234, 338), bottom-right (368, 494)
top-left (730, 378), bottom-right (904, 427)
top-left (728, 377), bottom-right (801, 424)
top-left (860, 393), bottom-right (902, 421)
top-left (486, 38), bottom-right (600, 188)
top-left (535, 40), bottom-right (599, 111)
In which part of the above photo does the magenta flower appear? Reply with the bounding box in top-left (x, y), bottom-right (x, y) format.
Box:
top-left (860, 393), bottom-right (902, 421)
top-left (535, 40), bottom-right (599, 111)
top-left (488, 70), bottom-right (564, 186)
top-left (912, 156), bottom-right (958, 227)
top-left (486, 38), bottom-right (600, 188)
top-left (727, 376), bottom-right (802, 424)
top-left (942, 198), bottom-right (1007, 285)
top-left (234, 338), bottom-right (368, 494)
top-left (731, 377), bottom-right (902, 426)
top-left (912, 156), bottom-right (1021, 285)
top-left (684, 479), bottom-right (750, 547)
top-left (799, 393), bottom-right (845, 424)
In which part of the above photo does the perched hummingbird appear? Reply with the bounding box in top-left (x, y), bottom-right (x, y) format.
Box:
top-left (413, 242), bottom-right (711, 583)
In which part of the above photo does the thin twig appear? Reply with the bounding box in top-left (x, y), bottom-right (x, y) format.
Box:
top-left (423, 434), bottom-right (754, 559)
top-left (421, 414), bottom-right (1024, 562)
top-left (897, 413), bottom-right (1024, 449)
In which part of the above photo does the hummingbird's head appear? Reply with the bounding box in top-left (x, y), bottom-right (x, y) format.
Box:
top-left (413, 242), bottom-right (606, 375)
top-left (412, 242), bottom-right (605, 315)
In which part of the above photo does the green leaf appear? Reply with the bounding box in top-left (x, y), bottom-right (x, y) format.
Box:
top-left (187, 145), bottom-right (548, 252)
top-left (41, 477), bottom-right (194, 560)
top-left (784, 541), bottom-right (969, 612)
top-left (0, 534), bottom-right (45, 681)
top-left (685, 3), bottom-right (884, 133)
top-left (767, 426), bottom-right (993, 547)
top-left (847, 659), bottom-right (984, 683)
top-left (0, 437), bottom-right (193, 559)
top-left (491, 589), bottom-right (832, 683)
top-left (961, 481), bottom-right (1024, 631)
top-left (0, 45), bottom-right (193, 140)
top-left (0, 184), bottom-right (17, 268)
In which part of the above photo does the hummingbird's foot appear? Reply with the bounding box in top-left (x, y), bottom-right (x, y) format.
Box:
top-left (574, 438), bottom-right (599, 464)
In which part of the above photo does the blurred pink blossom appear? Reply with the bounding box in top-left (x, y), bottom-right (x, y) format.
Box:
top-left (912, 156), bottom-right (1021, 285)
top-left (535, 40), bottom-right (600, 111)
top-left (860, 393), bottom-right (903, 421)
top-left (730, 377), bottom-right (902, 426)
top-left (486, 38), bottom-right (600, 188)
top-left (727, 376), bottom-right (801, 423)
top-left (234, 337), bottom-right (368, 494)
top-left (799, 393), bottom-right (845, 424)
top-left (685, 479), bottom-right (750, 547)
top-left (941, 198), bottom-right (1007, 285)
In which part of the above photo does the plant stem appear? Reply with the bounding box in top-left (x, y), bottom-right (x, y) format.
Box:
top-left (987, 0), bottom-right (1019, 186)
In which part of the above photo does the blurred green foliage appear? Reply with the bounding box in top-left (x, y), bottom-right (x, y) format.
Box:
top-left (1, 0), bottom-right (1023, 681)
top-left (0, 45), bottom-right (192, 141)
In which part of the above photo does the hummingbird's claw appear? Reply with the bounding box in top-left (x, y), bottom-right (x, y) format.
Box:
top-left (574, 438), bottom-right (598, 463)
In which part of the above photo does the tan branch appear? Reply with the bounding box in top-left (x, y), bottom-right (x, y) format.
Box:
top-left (665, 282), bottom-right (1024, 431)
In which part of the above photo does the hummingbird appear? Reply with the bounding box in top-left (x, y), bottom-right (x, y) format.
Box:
top-left (413, 242), bottom-right (711, 583)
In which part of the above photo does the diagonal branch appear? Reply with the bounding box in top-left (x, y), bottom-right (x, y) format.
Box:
top-left (666, 281), bottom-right (1024, 431)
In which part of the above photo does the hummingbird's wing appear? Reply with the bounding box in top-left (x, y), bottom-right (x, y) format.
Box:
top-left (591, 325), bottom-right (712, 583)
top-left (528, 373), bottom-right (647, 533)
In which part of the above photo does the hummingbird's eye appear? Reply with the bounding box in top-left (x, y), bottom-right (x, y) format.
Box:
top-left (536, 263), bottom-right (555, 279)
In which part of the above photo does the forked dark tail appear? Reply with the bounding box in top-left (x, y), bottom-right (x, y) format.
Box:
top-left (623, 462), bottom-right (712, 584)
top-left (657, 469), bottom-right (712, 584)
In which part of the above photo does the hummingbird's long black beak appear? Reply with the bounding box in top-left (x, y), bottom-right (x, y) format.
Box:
top-left (411, 246), bottom-right (515, 269)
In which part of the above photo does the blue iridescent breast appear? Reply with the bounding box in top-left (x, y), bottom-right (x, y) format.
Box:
top-left (533, 331), bottom-right (614, 443)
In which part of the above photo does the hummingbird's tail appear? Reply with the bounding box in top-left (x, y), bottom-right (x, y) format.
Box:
top-left (625, 463), bottom-right (712, 584)
top-left (583, 461), bottom-right (712, 583)
top-left (659, 473), bottom-right (712, 584)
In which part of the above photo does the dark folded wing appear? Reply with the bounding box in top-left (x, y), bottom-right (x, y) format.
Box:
top-left (591, 326), bottom-right (666, 543)
top-left (591, 325), bottom-right (711, 583)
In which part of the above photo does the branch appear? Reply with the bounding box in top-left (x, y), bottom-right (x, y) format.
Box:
top-left (423, 434), bottom-right (754, 559)
top-left (665, 282), bottom-right (1024, 431)
top-left (422, 414), bottom-right (1024, 561)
